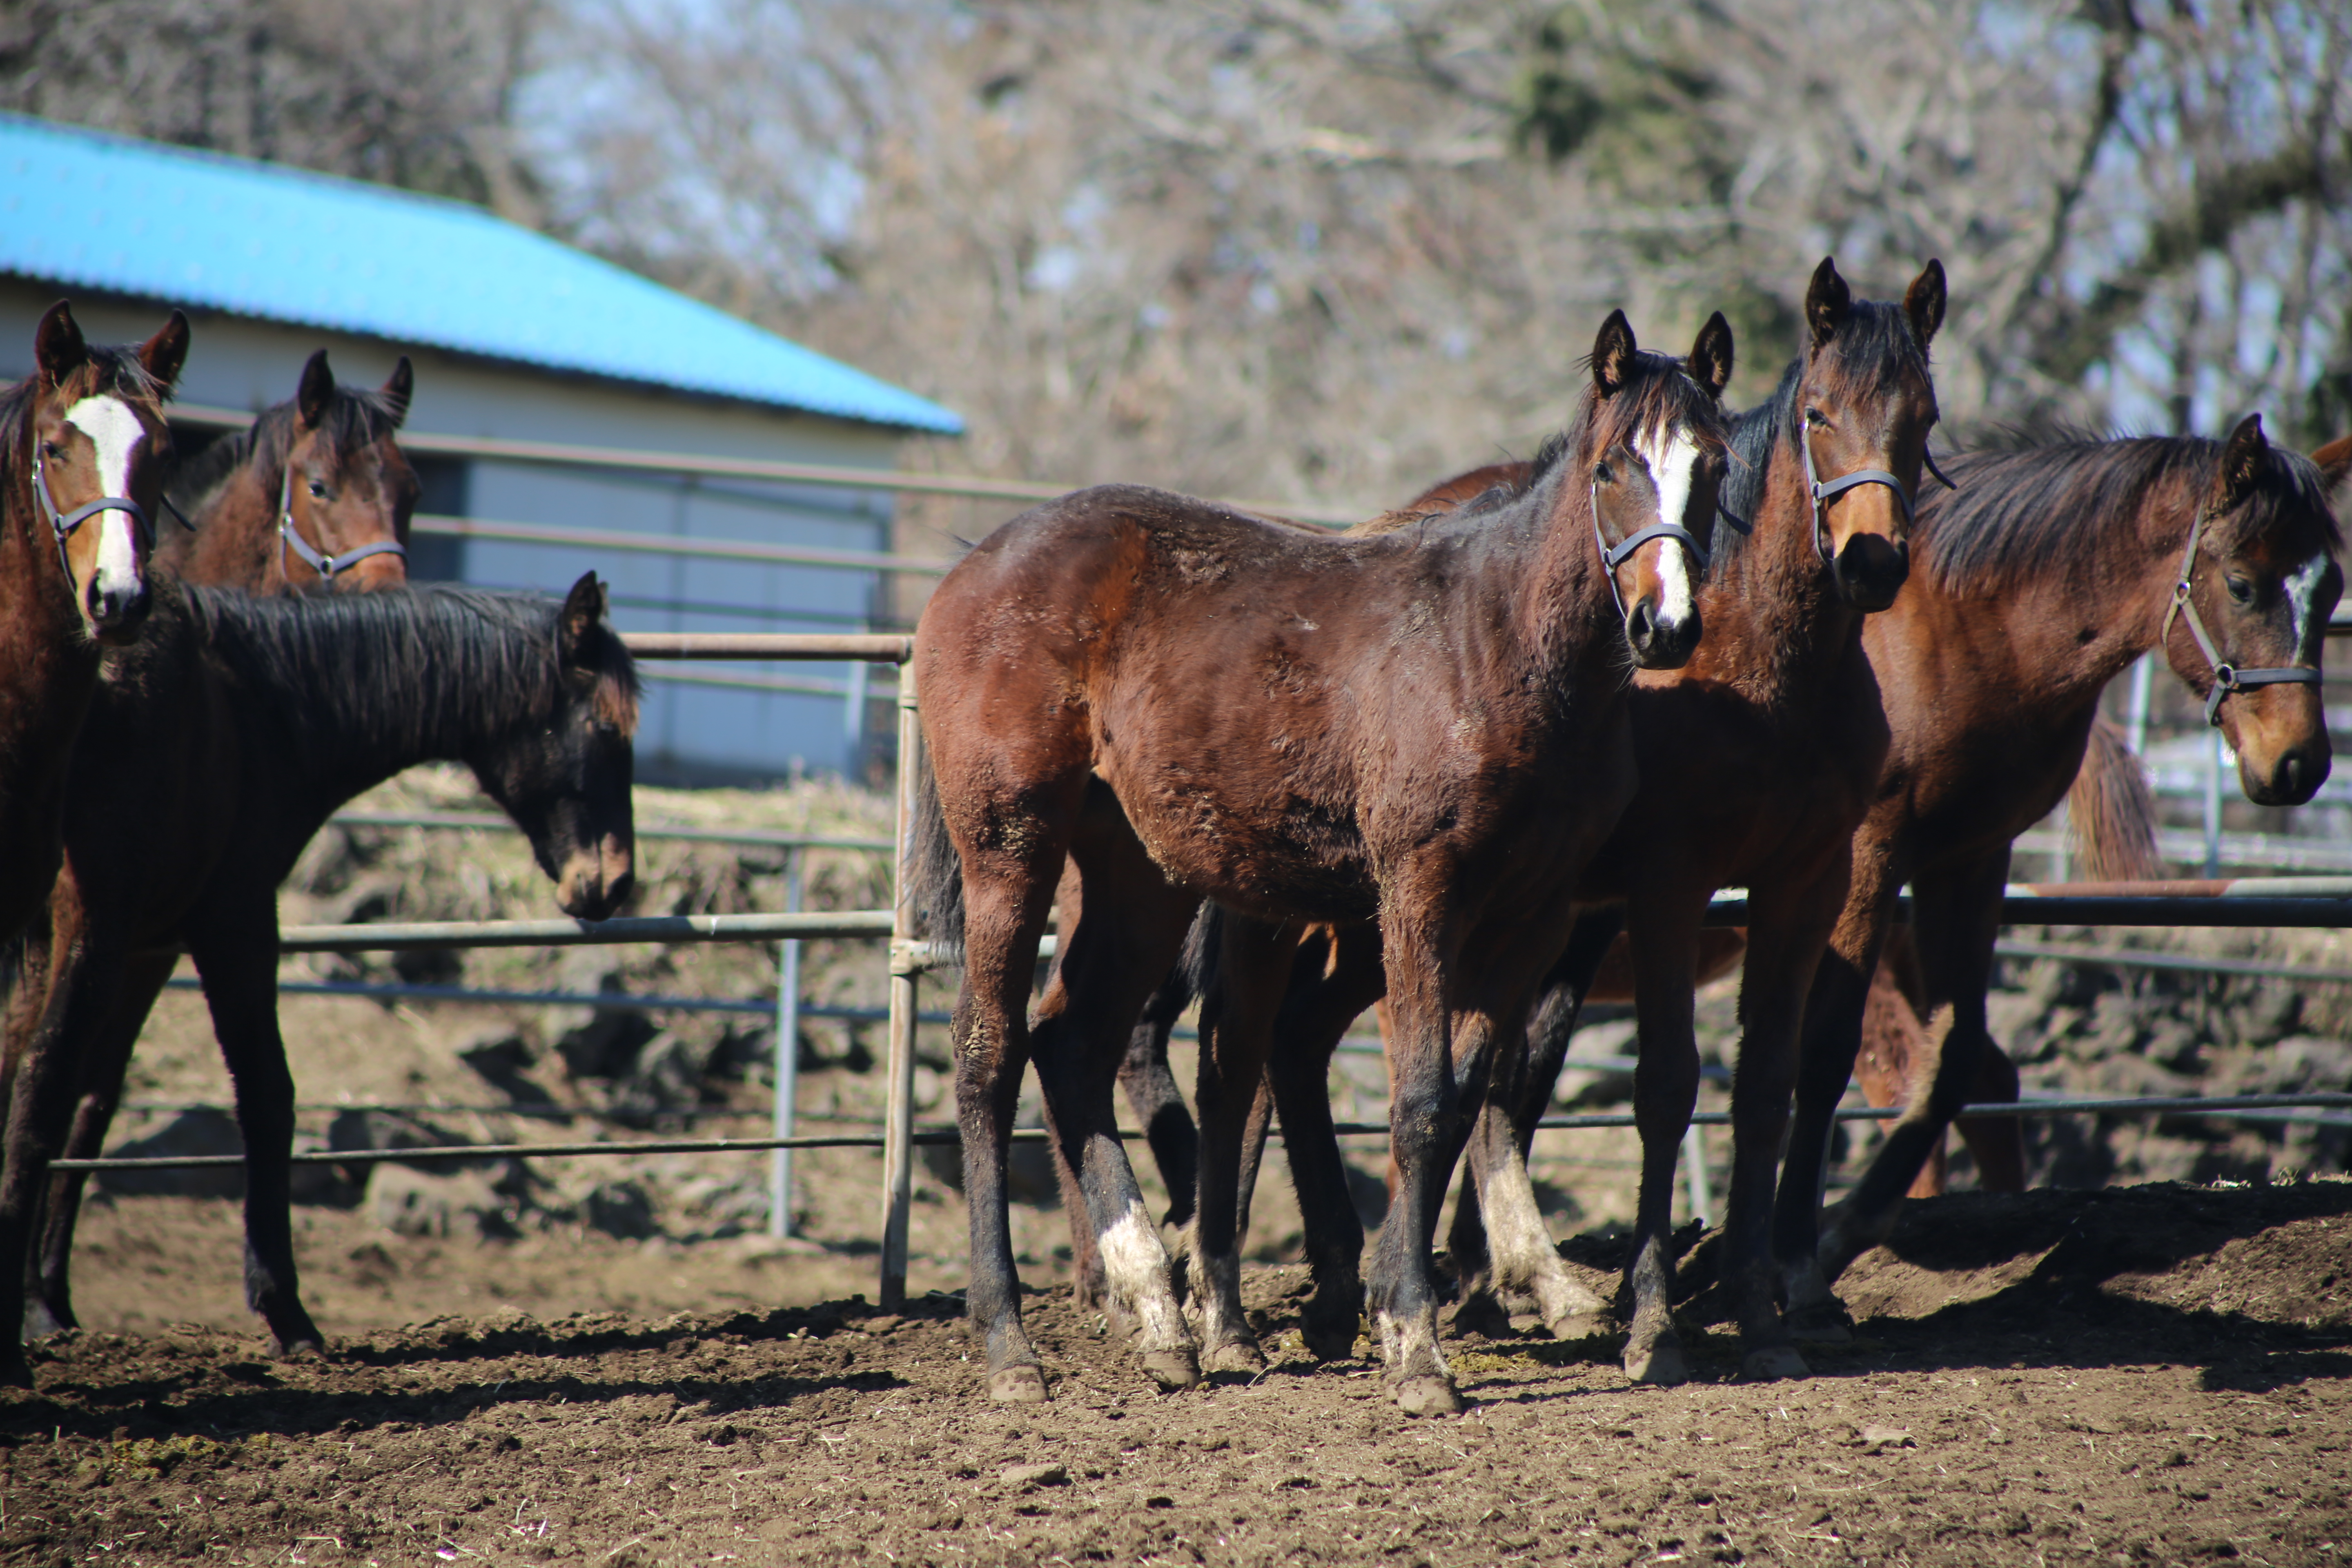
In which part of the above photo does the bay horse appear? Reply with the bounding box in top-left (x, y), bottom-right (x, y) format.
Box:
top-left (1232, 258), bottom-right (1945, 1385)
top-left (1768, 420), bottom-right (2349, 1337)
top-left (910, 311), bottom-right (1734, 1413)
top-left (0, 303), bottom-right (187, 951)
top-left (0, 575), bottom-right (637, 1383)
top-left (162, 350), bottom-right (416, 592)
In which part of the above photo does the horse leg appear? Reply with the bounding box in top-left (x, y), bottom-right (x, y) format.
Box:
top-left (1368, 906), bottom-right (1469, 1415)
top-left (1956, 1041), bottom-right (2026, 1192)
top-left (27, 948), bottom-right (175, 1337)
top-left (944, 774), bottom-right (1078, 1403)
top-left (1262, 923), bottom-right (1385, 1361)
top-left (1770, 831), bottom-right (1901, 1341)
top-left (1448, 906), bottom-right (1620, 1333)
top-left (1026, 787), bottom-right (1201, 1391)
top-left (1817, 846), bottom-right (2009, 1282)
top-left (0, 888), bottom-right (126, 1380)
top-left (1619, 894), bottom-right (1704, 1385)
top-left (1188, 913), bottom-right (1298, 1374)
top-left (1719, 865), bottom-right (1848, 1381)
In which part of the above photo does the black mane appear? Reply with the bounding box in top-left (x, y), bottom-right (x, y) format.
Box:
top-left (169, 381), bottom-right (407, 509)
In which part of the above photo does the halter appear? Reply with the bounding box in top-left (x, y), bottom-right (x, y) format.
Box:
top-left (30, 447), bottom-right (151, 595)
top-left (278, 463), bottom-right (406, 584)
top-left (1590, 478), bottom-right (1710, 617)
top-left (2158, 496), bottom-right (2321, 727)
top-left (1797, 420), bottom-right (1915, 569)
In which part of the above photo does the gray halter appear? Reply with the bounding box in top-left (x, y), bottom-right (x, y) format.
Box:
top-left (31, 446), bottom-right (151, 595)
top-left (1590, 478), bottom-right (1710, 617)
top-left (278, 462), bottom-right (406, 584)
top-left (2160, 497), bottom-right (2321, 727)
top-left (1797, 421), bottom-right (1915, 568)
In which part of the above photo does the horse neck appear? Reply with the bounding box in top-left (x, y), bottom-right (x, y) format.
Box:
top-left (180, 462), bottom-right (287, 591)
top-left (1503, 488), bottom-right (1630, 693)
top-left (1694, 437), bottom-right (1861, 694)
top-left (0, 452), bottom-right (100, 798)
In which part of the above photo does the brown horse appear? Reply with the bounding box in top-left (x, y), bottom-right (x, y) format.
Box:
top-left (1769, 421), bottom-right (2350, 1336)
top-left (909, 311), bottom-right (1734, 1413)
top-left (0, 576), bottom-right (638, 1383)
top-left (1239, 259), bottom-right (1944, 1384)
top-left (0, 303), bottom-right (187, 953)
top-left (162, 350), bottom-right (416, 592)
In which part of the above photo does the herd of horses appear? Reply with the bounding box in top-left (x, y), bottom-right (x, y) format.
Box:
top-left (909, 258), bottom-right (2351, 1414)
top-left (0, 301), bottom-right (641, 1388)
top-left (0, 260), bottom-right (2344, 1419)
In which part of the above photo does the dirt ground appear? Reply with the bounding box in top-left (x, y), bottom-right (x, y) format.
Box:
top-left (11, 1178), bottom-right (2350, 1567)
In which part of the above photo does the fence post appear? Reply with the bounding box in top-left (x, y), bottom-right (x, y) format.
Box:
top-left (768, 850), bottom-right (804, 1238)
top-left (879, 673), bottom-right (921, 1311)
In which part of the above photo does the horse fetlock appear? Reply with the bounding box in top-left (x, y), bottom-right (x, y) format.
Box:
top-left (1531, 1262), bottom-right (1610, 1339)
top-left (1374, 1307), bottom-right (1448, 1381)
top-left (1099, 1198), bottom-right (1192, 1360)
top-left (1622, 1327), bottom-right (1689, 1387)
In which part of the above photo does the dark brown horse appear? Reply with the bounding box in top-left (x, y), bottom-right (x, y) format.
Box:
top-left (910, 312), bottom-right (1734, 1413)
top-left (0, 575), bottom-right (637, 1382)
top-left (0, 303), bottom-right (187, 951)
top-left (162, 351), bottom-right (416, 592)
top-left (1237, 259), bottom-right (1945, 1385)
top-left (1769, 421), bottom-right (2349, 1336)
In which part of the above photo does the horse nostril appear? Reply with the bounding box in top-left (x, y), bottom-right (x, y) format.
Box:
top-left (1627, 603), bottom-right (1655, 645)
top-left (2283, 755), bottom-right (2307, 799)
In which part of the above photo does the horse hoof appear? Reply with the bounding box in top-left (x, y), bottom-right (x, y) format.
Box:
top-left (1549, 1310), bottom-right (1618, 1345)
top-left (1786, 1304), bottom-right (1855, 1345)
top-left (1741, 1344), bottom-right (1811, 1381)
top-left (1300, 1319), bottom-right (1359, 1362)
top-left (1393, 1375), bottom-right (1463, 1417)
top-left (1203, 1339), bottom-right (1264, 1376)
top-left (1140, 1348), bottom-right (1200, 1391)
top-left (274, 1337), bottom-right (325, 1361)
top-left (1624, 1341), bottom-right (1689, 1386)
top-left (988, 1365), bottom-right (1049, 1403)
top-left (1450, 1291), bottom-right (1514, 1340)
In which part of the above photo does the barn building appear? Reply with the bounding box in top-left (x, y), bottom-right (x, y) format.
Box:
top-left (0, 111), bottom-right (961, 782)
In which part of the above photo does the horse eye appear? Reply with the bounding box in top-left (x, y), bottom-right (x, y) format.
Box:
top-left (40, 441), bottom-right (61, 459)
top-left (2226, 575), bottom-right (2254, 606)
top-left (1805, 408), bottom-right (1829, 428)
top-left (1594, 460), bottom-right (1614, 484)
top-left (307, 480), bottom-right (329, 499)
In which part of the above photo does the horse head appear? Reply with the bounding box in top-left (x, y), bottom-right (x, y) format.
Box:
top-left (1582, 308), bottom-right (1734, 669)
top-left (21, 301), bottom-right (187, 641)
top-left (2162, 416), bottom-right (2346, 807)
top-left (277, 351), bottom-right (419, 591)
top-left (1792, 257), bottom-right (1944, 612)
top-left (467, 573), bottom-right (640, 919)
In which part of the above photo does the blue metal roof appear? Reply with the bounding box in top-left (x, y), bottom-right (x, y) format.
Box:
top-left (0, 113), bottom-right (962, 434)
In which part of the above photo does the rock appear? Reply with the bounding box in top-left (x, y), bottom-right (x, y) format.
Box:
top-left (1853, 1423), bottom-right (1914, 1450)
top-left (582, 1179), bottom-right (660, 1239)
top-left (95, 1109), bottom-right (245, 1200)
top-left (1000, 1463), bottom-right (1069, 1488)
top-left (368, 1164), bottom-right (516, 1240)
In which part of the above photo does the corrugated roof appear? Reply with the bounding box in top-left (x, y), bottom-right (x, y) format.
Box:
top-left (0, 113), bottom-right (962, 434)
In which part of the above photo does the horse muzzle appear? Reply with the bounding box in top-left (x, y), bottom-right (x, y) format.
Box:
top-left (85, 575), bottom-right (152, 644)
top-left (2240, 737), bottom-right (2332, 808)
top-left (1625, 599), bottom-right (1701, 670)
top-left (1831, 535), bottom-right (1909, 612)
top-left (557, 837), bottom-right (636, 921)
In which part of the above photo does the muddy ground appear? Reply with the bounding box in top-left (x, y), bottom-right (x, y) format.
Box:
top-left (11, 1178), bottom-right (2350, 1567)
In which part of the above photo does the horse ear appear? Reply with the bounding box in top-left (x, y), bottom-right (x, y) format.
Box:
top-left (1591, 309), bottom-right (1637, 397)
top-left (34, 301), bottom-right (87, 388)
top-left (1688, 311), bottom-right (1733, 399)
top-left (380, 356), bottom-right (414, 427)
top-left (1904, 259), bottom-right (1947, 350)
top-left (2310, 434), bottom-right (2352, 498)
top-left (1805, 257), bottom-right (1851, 349)
top-left (138, 310), bottom-right (190, 390)
top-left (2220, 413), bottom-right (2269, 504)
top-left (296, 350), bottom-right (335, 430)
top-left (559, 571), bottom-right (608, 666)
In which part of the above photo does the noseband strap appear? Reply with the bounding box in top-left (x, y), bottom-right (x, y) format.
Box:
top-left (1590, 480), bottom-right (1708, 617)
top-left (2159, 499), bottom-right (2321, 727)
top-left (31, 449), bottom-right (151, 594)
top-left (1799, 423), bottom-right (1913, 569)
top-left (279, 463), bottom-right (406, 584)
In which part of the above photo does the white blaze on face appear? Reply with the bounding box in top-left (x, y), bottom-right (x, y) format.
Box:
top-left (1633, 425), bottom-right (1702, 626)
top-left (63, 395), bottom-right (147, 602)
top-left (2285, 552), bottom-right (2332, 655)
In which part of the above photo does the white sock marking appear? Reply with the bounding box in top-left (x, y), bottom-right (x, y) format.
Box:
top-left (1098, 1196), bottom-right (1187, 1351)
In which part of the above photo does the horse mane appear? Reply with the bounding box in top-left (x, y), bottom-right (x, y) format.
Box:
top-left (1918, 434), bottom-right (2344, 596)
top-left (1713, 300), bottom-right (1932, 582)
top-left (180, 583), bottom-right (640, 760)
top-left (0, 345), bottom-right (168, 476)
top-left (169, 380), bottom-right (409, 510)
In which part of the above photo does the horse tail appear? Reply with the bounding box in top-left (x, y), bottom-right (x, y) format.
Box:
top-left (904, 735), bottom-right (967, 960)
top-left (2067, 713), bottom-right (2163, 882)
